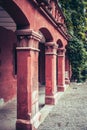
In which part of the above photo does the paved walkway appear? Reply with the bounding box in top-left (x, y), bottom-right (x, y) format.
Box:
top-left (0, 82), bottom-right (87, 130)
top-left (38, 82), bottom-right (87, 130)
top-left (0, 99), bottom-right (16, 130)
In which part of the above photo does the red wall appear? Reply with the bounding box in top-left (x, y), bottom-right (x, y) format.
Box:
top-left (0, 26), bottom-right (17, 102)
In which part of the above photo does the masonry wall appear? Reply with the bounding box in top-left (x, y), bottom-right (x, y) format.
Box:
top-left (0, 26), bottom-right (17, 102)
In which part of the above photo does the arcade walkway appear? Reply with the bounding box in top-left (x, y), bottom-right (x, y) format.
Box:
top-left (0, 82), bottom-right (87, 130)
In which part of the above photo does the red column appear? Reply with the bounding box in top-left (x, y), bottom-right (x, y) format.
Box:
top-left (45, 42), bottom-right (58, 105)
top-left (69, 64), bottom-right (72, 80)
top-left (57, 48), bottom-right (65, 91)
top-left (65, 56), bottom-right (70, 84)
top-left (16, 29), bottom-right (42, 130)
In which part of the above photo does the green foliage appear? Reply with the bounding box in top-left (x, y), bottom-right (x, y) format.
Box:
top-left (66, 37), bottom-right (87, 82)
top-left (59, 0), bottom-right (87, 82)
top-left (59, 0), bottom-right (86, 40)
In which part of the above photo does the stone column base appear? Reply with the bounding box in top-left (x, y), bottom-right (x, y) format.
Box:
top-left (45, 93), bottom-right (58, 105)
top-left (57, 86), bottom-right (65, 92)
top-left (16, 121), bottom-right (32, 130)
top-left (65, 78), bottom-right (70, 84)
top-left (16, 112), bottom-right (41, 130)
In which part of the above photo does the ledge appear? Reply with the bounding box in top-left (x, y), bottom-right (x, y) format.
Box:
top-left (16, 47), bottom-right (40, 52)
top-left (33, 0), bottom-right (69, 40)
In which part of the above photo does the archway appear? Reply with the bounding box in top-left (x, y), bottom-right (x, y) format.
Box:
top-left (0, 0), bottom-right (29, 29)
top-left (56, 39), bottom-right (63, 86)
top-left (0, 0), bottom-right (30, 103)
top-left (0, 1), bottom-right (30, 130)
top-left (38, 28), bottom-right (53, 108)
top-left (65, 45), bottom-right (71, 84)
top-left (57, 39), bottom-right (63, 48)
top-left (57, 39), bottom-right (65, 91)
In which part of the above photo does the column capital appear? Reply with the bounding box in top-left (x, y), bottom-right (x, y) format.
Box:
top-left (16, 29), bottom-right (42, 50)
top-left (16, 29), bottom-right (42, 41)
top-left (45, 42), bottom-right (58, 55)
top-left (58, 48), bottom-right (66, 56)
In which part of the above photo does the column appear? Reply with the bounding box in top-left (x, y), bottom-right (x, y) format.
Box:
top-left (16, 29), bottom-right (42, 130)
top-left (45, 42), bottom-right (58, 105)
top-left (57, 48), bottom-right (65, 91)
top-left (65, 56), bottom-right (70, 84)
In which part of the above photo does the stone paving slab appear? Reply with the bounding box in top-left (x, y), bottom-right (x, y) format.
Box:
top-left (38, 82), bottom-right (87, 130)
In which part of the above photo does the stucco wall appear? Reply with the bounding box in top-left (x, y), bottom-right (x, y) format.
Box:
top-left (0, 26), bottom-right (17, 103)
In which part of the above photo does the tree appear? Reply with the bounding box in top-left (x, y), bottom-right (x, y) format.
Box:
top-left (59, 0), bottom-right (87, 82)
top-left (66, 37), bottom-right (87, 82)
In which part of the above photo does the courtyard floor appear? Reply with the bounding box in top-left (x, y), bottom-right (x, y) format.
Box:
top-left (38, 81), bottom-right (87, 130)
top-left (0, 81), bottom-right (87, 130)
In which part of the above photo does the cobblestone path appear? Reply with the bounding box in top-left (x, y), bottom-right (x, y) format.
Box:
top-left (38, 82), bottom-right (87, 130)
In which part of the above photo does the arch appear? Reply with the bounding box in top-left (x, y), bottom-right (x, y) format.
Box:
top-left (65, 44), bottom-right (68, 50)
top-left (38, 28), bottom-right (53, 86)
top-left (38, 27), bottom-right (53, 109)
top-left (57, 39), bottom-right (63, 48)
top-left (39, 27), bottom-right (53, 42)
top-left (0, 0), bottom-right (30, 29)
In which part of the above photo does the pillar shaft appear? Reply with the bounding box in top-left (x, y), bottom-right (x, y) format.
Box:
top-left (16, 29), bottom-right (42, 130)
top-left (57, 48), bottom-right (65, 91)
top-left (65, 56), bottom-right (70, 84)
top-left (45, 42), bottom-right (58, 105)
